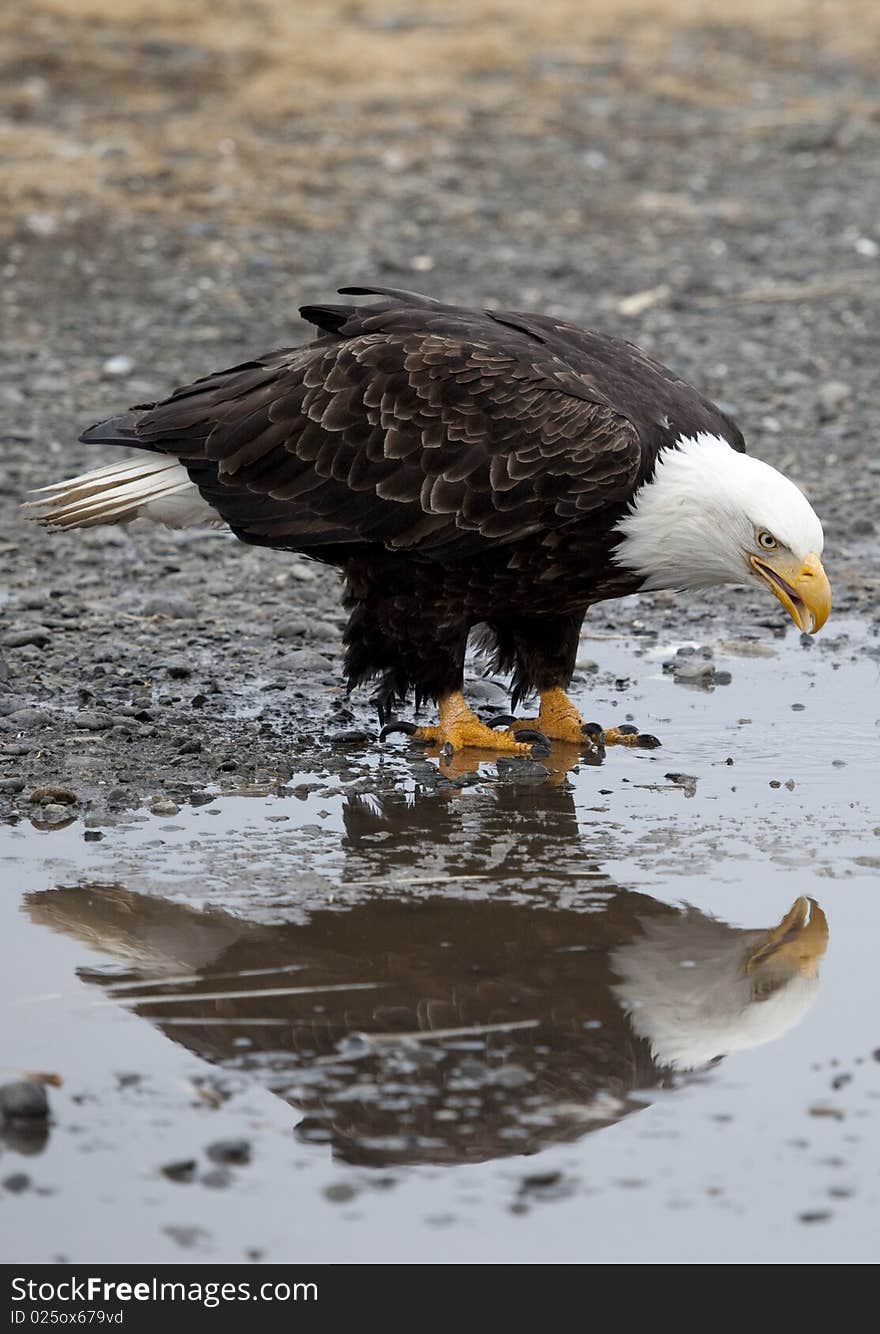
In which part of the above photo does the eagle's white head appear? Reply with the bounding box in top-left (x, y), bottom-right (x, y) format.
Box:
top-left (613, 434), bottom-right (831, 633)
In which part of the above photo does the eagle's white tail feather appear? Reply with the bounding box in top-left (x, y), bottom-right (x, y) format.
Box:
top-left (23, 458), bottom-right (221, 531)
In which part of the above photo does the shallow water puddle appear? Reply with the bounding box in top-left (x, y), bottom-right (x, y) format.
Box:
top-left (1, 624), bottom-right (878, 1262)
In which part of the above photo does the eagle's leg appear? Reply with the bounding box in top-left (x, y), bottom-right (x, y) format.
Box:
top-left (486, 613), bottom-right (660, 748)
top-left (385, 691), bottom-right (539, 755)
top-left (492, 688), bottom-right (651, 746)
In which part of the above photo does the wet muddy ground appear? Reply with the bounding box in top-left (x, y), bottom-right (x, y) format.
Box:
top-left (2, 1), bottom-right (880, 1265)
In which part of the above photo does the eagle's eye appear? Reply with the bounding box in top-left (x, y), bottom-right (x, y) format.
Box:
top-left (756, 530), bottom-right (778, 550)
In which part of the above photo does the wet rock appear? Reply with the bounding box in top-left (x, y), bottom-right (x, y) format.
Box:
top-left (142, 596), bottom-right (193, 619)
top-left (36, 804), bottom-right (72, 824)
top-left (149, 797), bottom-right (180, 816)
top-left (274, 617), bottom-right (313, 640)
top-left (74, 710), bottom-right (115, 731)
top-left (324, 1182), bottom-right (358, 1203)
top-left (2, 627), bottom-right (51, 649)
top-left (494, 757), bottom-right (552, 782)
top-left (5, 707), bottom-right (51, 729)
top-left (161, 1159), bottom-right (198, 1184)
top-left (0, 778), bottom-right (25, 794)
top-left (328, 728), bottom-right (373, 745)
top-left (205, 1137), bottom-right (251, 1165)
top-left (166, 659), bottom-right (193, 680)
top-left (276, 648), bottom-right (332, 673)
top-left (0, 1081), bottom-right (50, 1122)
top-left (672, 661), bottom-right (715, 683)
top-left (29, 785), bottom-right (78, 806)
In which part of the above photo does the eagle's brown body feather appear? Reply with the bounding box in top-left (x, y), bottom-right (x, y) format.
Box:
top-left (78, 287), bottom-right (745, 714)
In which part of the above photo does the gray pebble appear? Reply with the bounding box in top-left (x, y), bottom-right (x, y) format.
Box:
top-left (74, 711), bottom-right (114, 731)
top-left (141, 596), bottom-right (193, 619)
top-left (6, 707), bottom-right (50, 728)
top-left (149, 798), bottom-right (180, 816)
top-left (2, 627), bottom-right (50, 649)
top-left (816, 380), bottom-right (851, 421)
top-left (205, 1137), bottom-right (251, 1165)
top-left (0, 1082), bottom-right (50, 1122)
top-left (161, 1159), bottom-right (197, 1184)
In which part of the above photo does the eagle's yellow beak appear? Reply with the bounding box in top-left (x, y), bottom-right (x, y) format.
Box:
top-left (746, 897), bottom-right (829, 978)
top-left (750, 551), bottom-right (831, 634)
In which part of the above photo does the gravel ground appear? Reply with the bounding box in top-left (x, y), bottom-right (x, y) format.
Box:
top-left (1, 8), bottom-right (879, 821)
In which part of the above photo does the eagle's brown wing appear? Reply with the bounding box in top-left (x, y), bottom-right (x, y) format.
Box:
top-left (121, 300), bottom-right (645, 560)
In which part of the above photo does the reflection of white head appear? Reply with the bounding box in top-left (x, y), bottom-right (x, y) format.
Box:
top-left (610, 897), bottom-right (828, 1072)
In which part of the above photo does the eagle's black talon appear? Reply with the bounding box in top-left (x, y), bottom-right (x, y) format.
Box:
top-left (486, 714), bottom-right (518, 730)
top-left (637, 733), bottom-right (662, 748)
top-left (515, 728), bottom-right (551, 746)
top-left (617, 724), bottom-right (640, 735)
top-left (380, 721), bottom-right (418, 740)
top-left (581, 722), bottom-right (605, 742)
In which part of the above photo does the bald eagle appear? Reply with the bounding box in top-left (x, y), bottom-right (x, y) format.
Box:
top-left (27, 286), bottom-right (831, 753)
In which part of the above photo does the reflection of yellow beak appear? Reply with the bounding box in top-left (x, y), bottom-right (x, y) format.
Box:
top-left (750, 552), bottom-right (831, 634)
top-left (747, 897), bottom-right (829, 978)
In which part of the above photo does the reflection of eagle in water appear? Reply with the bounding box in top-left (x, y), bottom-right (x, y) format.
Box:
top-left (28, 881), bottom-right (827, 1168)
top-left (27, 287), bottom-right (830, 753)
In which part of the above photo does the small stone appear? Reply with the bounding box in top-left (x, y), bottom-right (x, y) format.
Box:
top-left (324, 1182), bottom-right (358, 1203)
top-left (149, 797), bottom-right (180, 816)
top-left (0, 778), bottom-right (25, 794)
top-left (274, 618), bottom-right (312, 640)
top-left (2, 627), bottom-right (50, 649)
top-left (38, 804), bottom-right (70, 823)
top-left (205, 1137), bottom-right (251, 1166)
top-left (29, 786), bottom-right (78, 806)
top-left (102, 354), bottom-right (135, 377)
top-left (74, 711), bottom-right (114, 731)
top-left (161, 1159), bottom-right (197, 1184)
top-left (0, 1081), bottom-right (50, 1122)
top-left (7, 707), bottom-right (50, 729)
top-left (142, 596), bottom-right (193, 619)
top-left (328, 728), bottom-right (373, 745)
top-left (816, 380), bottom-right (851, 421)
top-left (673, 661), bottom-right (715, 682)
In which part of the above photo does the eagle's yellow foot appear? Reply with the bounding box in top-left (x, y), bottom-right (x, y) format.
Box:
top-left (381, 690), bottom-right (544, 757)
top-left (487, 687), bottom-right (660, 749)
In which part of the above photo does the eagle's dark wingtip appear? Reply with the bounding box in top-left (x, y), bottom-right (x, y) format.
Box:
top-left (77, 412), bottom-right (144, 446)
